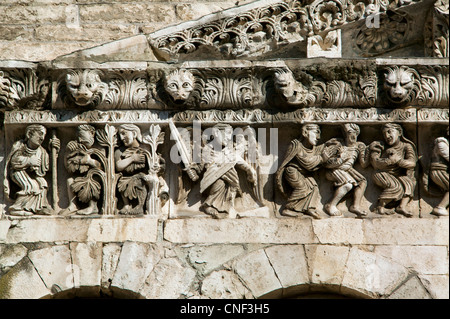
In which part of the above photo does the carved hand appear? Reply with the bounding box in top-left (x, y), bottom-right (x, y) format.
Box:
top-left (49, 137), bottom-right (61, 153)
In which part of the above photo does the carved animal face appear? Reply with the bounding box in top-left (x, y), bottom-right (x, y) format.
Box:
top-left (164, 69), bottom-right (195, 102)
top-left (274, 71), bottom-right (295, 99)
top-left (66, 70), bottom-right (107, 107)
top-left (384, 66), bottom-right (415, 104)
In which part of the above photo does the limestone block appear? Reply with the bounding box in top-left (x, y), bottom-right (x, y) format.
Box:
top-left (200, 269), bottom-right (252, 299)
top-left (387, 276), bottom-right (431, 299)
top-left (419, 275), bottom-right (449, 299)
top-left (164, 219), bottom-right (316, 244)
top-left (79, 3), bottom-right (176, 24)
top-left (101, 243), bottom-right (122, 290)
top-left (312, 219), bottom-right (364, 245)
top-left (0, 41), bottom-right (93, 62)
top-left (111, 242), bottom-right (163, 293)
top-left (0, 244), bottom-right (28, 272)
top-left (375, 245), bottom-right (449, 275)
top-left (0, 220), bottom-right (10, 242)
top-left (4, 217), bottom-right (158, 243)
top-left (305, 245), bottom-right (350, 287)
top-left (0, 4), bottom-right (68, 24)
top-left (34, 24), bottom-right (137, 42)
top-left (27, 245), bottom-right (74, 291)
top-left (139, 258), bottom-right (196, 299)
top-left (341, 247), bottom-right (410, 298)
top-left (69, 242), bottom-right (102, 289)
top-left (363, 219), bottom-right (449, 246)
top-left (184, 244), bottom-right (246, 276)
top-left (264, 245), bottom-right (309, 290)
top-left (232, 249), bottom-right (282, 298)
top-left (0, 258), bottom-right (49, 299)
top-left (86, 218), bottom-right (159, 243)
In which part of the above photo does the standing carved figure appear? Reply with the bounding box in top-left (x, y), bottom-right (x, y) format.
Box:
top-left (323, 123), bottom-right (370, 217)
top-left (427, 127), bottom-right (449, 216)
top-left (4, 124), bottom-right (60, 216)
top-left (60, 125), bottom-right (103, 216)
top-left (276, 124), bottom-right (336, 219)
top-left (115, 124), bottom-right (168, 215)
top-left (369, 123), bottom-right (418, 217)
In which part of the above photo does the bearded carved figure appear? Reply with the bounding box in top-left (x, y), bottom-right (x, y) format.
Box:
top-left (62, 69), bottom-right (109, 108)
top-left (163, 69), bottom-right (195, 104)
top-left (383, 66), bottom-right (419, 105)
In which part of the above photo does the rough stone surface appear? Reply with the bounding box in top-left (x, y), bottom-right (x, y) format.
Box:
top-left (388, 276), bottom-right (432, 299)
top-left (305, 244), bottom-right (350, 287)
top-left (341, 247), bottom-right (410, 297)
top-left (139, 257), bottom-right (196, 299)
top-left (28, 245), bottom-right (74, 291)
top-left (111, 242), bottom-right (163, 293)
top-left (232, 249), bottom-right (282, 298)
top-left (264, 245), bottom-right (309, 289)
top-left (200, 269), bottom-right (252, 299)
top-left (375, 245), bottom-right (449, 275)
top-left (69, 242), bottom-right (102, 289)
top-left (0, 258), bottom-right (49, 299)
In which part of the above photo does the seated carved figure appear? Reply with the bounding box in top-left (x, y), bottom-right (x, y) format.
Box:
top-left (115, 124), bottom-right (168, 215)
top-left (4, 124), bottom-right (60, 216)
top-left (60, 125), bottom-right (103, 216)
top-left (190, 124), bottom-right (258, 219)
top-left (369, 123), bottom-right (418, 217)
top-left (276, 124), bottom-right (336, 219)
top-left (428, 127), bottom-right (449, 216)
top-left (323, 123), bottom-right (370, 217)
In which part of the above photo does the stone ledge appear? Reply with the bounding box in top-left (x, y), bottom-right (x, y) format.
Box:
top-left (1, 217), bottom-right (159, 244)
top-left (163, 218), bottom-right (449, 245)
top-left (1, 217), bottom-right (448, 245)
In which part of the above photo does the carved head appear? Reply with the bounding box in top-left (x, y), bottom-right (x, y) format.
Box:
top-left (384, 66), bottom-right (417, 104)
top-left (25, 124), bottom-right (46, 149)
top-left (211, 123), bottom-right (233, 148)
top-left (342, 123), bottom-right (360, 144)
top-left (273, 69), bottom-right (296, 99)
top-left (163, 69), bottom-right (195, 103)
top-left (66, 70), bottom-right (108, 107)
top-left (382, 123), bottom-right (403, 146)
top-left (118, 124), bottom-right (142, 147)
top-left (77, 125), bottom-right (96, 148)
top-left (301, 124), bottom-right (321, 146)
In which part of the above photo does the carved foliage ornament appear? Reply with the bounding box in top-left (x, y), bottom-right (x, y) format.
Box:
top-left (150, 0), bottom-right (420, 59)
top-left (355, 10), bottom-right (411, 56)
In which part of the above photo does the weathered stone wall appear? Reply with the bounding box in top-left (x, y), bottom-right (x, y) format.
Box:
top-left (0, 0), bottom-right (253, 61)
top-left (0, 0), bottom-right (448, 301)
top-left (1, 218), bottom-right (448, 299)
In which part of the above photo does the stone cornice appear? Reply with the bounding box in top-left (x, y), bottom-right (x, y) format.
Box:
top-left (1, 57), bottom-right (448, 112)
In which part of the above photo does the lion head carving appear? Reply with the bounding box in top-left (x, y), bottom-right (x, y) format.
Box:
top-left (163, 69), bottom-right (195, 103)
top-left (64, 70), bottom-right (108, 107)
top-left (384, 66), bottom-right (419, 105)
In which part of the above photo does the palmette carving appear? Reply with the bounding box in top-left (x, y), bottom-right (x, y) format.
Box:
top-left (104, 70), bottom-right (149, 109)
top-left (0, 69), bottom-right (50, 110)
